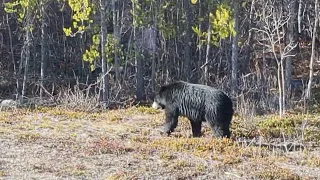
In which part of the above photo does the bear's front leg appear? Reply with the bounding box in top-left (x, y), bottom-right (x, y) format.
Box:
top-left (163, 108), bottom-right (178, 136)
top-left (190, 121), bottom-right (202, 137)
top-left (210, 123), bottom-right (231, 138)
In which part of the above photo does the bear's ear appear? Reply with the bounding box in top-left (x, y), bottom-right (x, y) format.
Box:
top-left (154, 84), bottom-right (164, 93)
top-left (158, 85), bottom-right (168, 94)
top-left (155, 82), bottom-right (171, 95)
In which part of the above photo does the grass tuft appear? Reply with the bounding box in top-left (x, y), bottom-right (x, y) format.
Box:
top-left (125, 106), bottom-right (160, 115)
top-left (16, 132), bottom-right (41, 142)
top-left (0, 171), bottom-right (6, 177)
top-left (254, 166), bottom-right (300, 180)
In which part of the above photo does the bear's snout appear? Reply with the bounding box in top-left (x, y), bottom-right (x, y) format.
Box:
top-left (152, 101), bottom-right (162, 109)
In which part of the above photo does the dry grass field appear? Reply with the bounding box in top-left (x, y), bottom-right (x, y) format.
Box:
top-left (0, 106), bottom-right (320, 179)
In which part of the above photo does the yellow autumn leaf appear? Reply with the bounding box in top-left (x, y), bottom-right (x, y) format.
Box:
top-left (90, 64), bottom-right (95, 72)
top-left (191, 0), bottom-right (197, 4)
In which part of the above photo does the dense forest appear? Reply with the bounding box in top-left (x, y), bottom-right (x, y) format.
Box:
top-left (0, 0), bottom-right (319, 116)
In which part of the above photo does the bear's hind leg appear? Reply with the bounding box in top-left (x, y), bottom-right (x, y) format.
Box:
top-left (190, 121), bottom-right (202, 137)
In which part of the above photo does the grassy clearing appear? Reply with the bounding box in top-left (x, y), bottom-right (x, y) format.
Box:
top-left (0, 106), bottom-right (320, 179)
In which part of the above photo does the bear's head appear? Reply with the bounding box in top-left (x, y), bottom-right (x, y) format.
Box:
top-left (152, 95), bottom-right (165, 109)
top-left (152, 85), bottom-right (169, 110)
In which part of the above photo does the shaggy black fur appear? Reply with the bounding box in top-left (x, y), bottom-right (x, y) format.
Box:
top-left (152, 81), bottom-right (234, 138)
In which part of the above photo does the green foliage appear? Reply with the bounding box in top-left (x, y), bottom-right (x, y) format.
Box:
top-left (4, 1), bottom-right (19, 13)
top-left (65, 0), bottom-right (127, 71)
top-left (131, 0), bottom-right (153, 27)
top-left (192, 26), bottom-right (207, 46)
top-left (63, 27), bottom-right (73, 37)
top-left (191, 0), bottom-right (197, 4)
top-left (5, 0), bottom-right (37, 23)
top-left (83, 34), bottom-right (100, 71)
top-left (211, 4), bottom-right (236, 43)
top-left (192, 3), bottom-right (236, 46)
top-left (258, 116), bottom-right (297, 138)
top-left (131, 0), bottom-right (176, 39)
top-left (63, 0), bottom-right (102, 72)
top-left (68, 0), bottom-right (92, 21)
top-left (63, 0), bottom-right (95, 36)
top-left (156, 1), bottom-right (176, 39)
top-left (131, 0), bottom-right (157, 27)
top-left (83, 33), bottom-right (125, 71)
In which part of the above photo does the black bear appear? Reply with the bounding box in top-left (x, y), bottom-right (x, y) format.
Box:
top-left (152, 81), bottom-right (234, 138)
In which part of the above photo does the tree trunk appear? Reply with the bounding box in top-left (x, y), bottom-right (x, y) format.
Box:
top-left (298, 0), bottom-right (303, 33)
top-left (204, 23), bottom-right (211, 85)
top-left (135, 35), bottom-right (145, 102)
top-left (100, 0), bottom-right (109, 106)
top-left (6, 10), bottom-right (18, 99)
top-left (305, 0), bottom-right (318, 104)
top-left (183, 0), bottom-right (192, 82)
top-left (285, 0), bottom-right (298, 105)
top-left (21, 9), bottom-right (32, 103)
top-left (277, 62), bottom-right (283, 118)
top-left (132, 2), bottom-right (145, 102)
top-left (112, 0), bottom-right (120, 84)
top-left (262, 33), bottom-right (267, 92)
top-left (151, 51), bottom-right (156, 92)
top-left (197, 0), bottom-right (202, 83)
top-left (281, 58), bottom-right (286, 115)
top-left (241, 0), bottom-right (255, 74)
top-left (40, 1), bottom-right (48, 98)
top-left (231, 1), bottom-right (239, 95)
top-left (285, 58), bottom-right (292, 97)
top-left (150, 2), bottom-right (157, 93)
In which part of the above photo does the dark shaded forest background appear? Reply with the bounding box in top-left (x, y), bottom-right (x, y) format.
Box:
top-left (0, 0), bottom-right (319, 116)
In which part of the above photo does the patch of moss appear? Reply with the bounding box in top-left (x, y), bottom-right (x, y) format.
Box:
top-left (160, 152), bottom-right (176, 160)
top-left (32, 163), bottom-right (55, 173)
top-left (0, 126), bottom-right (9, 134)
top-left (71, 170), bottom-right (86, 176)
top-left (131, 136), bottom-right (148, 143)
top-left (257, 116), bottom-right (301, 138)
top-left (298, 153), bottom-right (320, 168)
top-left (0, 112), bottom-right (9, 119)
top-left (61, 165), bottom-right (87, 177)
top-left (196, 164), bottom-right (206, 172)
top-left (304, 128), bottom-right (320, 143)
top-left (254, 166), bottom-right (300, 180)
top-left (150, 137), bottom-right (235, 155)
top-left (37, 107), bottom-right (89, 119)
top-left (125, 106), bottom-right (160, 115)
top-left (39, 118), bottom-right (54, 129)
top-left (107, 113), bottom-right (123, 122)
top-left (171, 160), bottom-right (191, 170)
top-left (0, 170), bottom-right (6, 177)
top-left (16, 132), bottom-right (41, 142)
top-left (256, 113), bottom-right (320, 143)
top-left (222, 155), bottom-right (242, 165)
